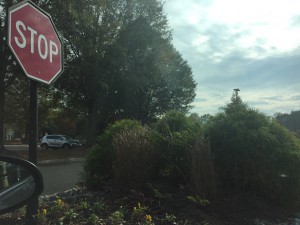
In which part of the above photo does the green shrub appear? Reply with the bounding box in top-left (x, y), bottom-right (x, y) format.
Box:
top-left (113, 126), bottom-right (157, 188)
top-left (208, 96), bottom-right (300, 207)
top-left (84, 119), bottom-right (143, 187)
top-left (85, 114), bottom-right (208, 190)
top-left (187, 138), bottom-right (216, 199)
top-left (152, 111), bottom-right (203, 183)
top-left (84, 144), bottom-right (113, 187)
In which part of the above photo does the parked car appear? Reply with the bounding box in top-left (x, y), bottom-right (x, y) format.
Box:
top-left (40, 135), bottom-right (81, 150)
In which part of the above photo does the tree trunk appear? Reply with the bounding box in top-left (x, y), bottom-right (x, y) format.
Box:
top-left (85, 103), bottom-right (99, 146)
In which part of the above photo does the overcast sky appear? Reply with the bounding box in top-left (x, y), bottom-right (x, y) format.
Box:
top-left (164, 0), bottom-right (300, 116)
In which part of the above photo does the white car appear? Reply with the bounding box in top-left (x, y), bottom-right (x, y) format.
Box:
top-left (40, 135), bottom-right (81, 150)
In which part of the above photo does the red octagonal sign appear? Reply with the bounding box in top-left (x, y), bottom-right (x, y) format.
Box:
top-left (8, 0), bottom-right (63, 85)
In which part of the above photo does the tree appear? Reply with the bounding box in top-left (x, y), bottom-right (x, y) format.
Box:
top-left (102, 17), bottom-right (195, 123)
top-left (0, 0), bottom-right (23, 151)
top-left (208, 95), bottom-right (300, 207)
top-left (4, 77), bottom-right (30, 142)
top-left (46, 0), bottom-right (196, 145)
top-left (275, 110), bottom-right (300, 136)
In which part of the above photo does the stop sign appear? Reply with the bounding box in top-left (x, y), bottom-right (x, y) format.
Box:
top-left (8, 0), bottom-right (63, 85)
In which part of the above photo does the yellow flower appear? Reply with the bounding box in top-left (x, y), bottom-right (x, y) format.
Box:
top-left (145, 214), bottom-right (152, 222)
top-left (42, 209), bottom-right (47, 215)
top-left (56, 199), bottom-right (64, 205)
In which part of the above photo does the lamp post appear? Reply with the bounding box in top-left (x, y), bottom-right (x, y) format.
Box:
top-left (232, 88), bottom-right (240, 104)
top-left (233, 88), bottom-right (240, 96)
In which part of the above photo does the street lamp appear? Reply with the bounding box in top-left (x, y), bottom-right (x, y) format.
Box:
top-left (233, 88), bottom-right (240, 96)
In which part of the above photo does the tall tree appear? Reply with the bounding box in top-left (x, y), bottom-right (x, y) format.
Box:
top-left (0, 0), bottom-right (23, 151)
top-left (102, 16), bottom-right (195, 123)
top-left (32, 0), bottom-right (196, 145)
top-left (275, 111), bottom-right (300, 135)
top-left (4, 77), bottom-right (30, 142)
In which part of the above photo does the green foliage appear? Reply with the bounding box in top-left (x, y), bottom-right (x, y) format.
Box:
top-left (85, 114), bottom-right (209, 190)
top-left (164, 213), bottom-right (177, 223)
top-left (275, 110), bottom-right (300, 136)
top-left (34, 209), bottom-right (48, 225)
top-left (132, 202), bottom-right (148, 221)
top-left (45, 0), bottom-right (196, 145)
top-left (187, 138), bottom-right (216, 199)
top-left (208, 97), bottom-right (300, 207)
top-left (79, 201), bottom-right (90, 210)
top-left (152, 111), bottom-right (203, 183)
top-left (87, 214), bottom-right (101, 225)
top-left (1, 0), bottom-right (196, 147)
top-left (186, 195), bottom-right (210, 206)
top-left (113, 127), bottom-right (157, 188)
top-left (4, 77), bottom-right (29, 140)
top-left (0, 0), bottom-right (21, 149)
top-left (64, 209), bottom-right (78, 222)
top-left (92, 200), bottom-right (105, 212)
top-left (97, 119), bottom-right (142, 148)
top-left (84, 119), bottom-right (143, 187)
top-left (109, 210), bottom-right (125, 225)
top-left (84, 143), bottom-right (113, 187)
top-left (100, 17), bottom-right (196, 124)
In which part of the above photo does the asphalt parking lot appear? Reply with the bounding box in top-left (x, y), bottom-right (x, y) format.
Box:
top-left (3, 144), bottom-right (87, 195)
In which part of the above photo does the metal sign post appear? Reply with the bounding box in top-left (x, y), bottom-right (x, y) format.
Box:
top-left (8, 0), bottom-right (63, 164)
top-left (28, 80), bottom-right (38, 165)
top-left (7, 1), bottom-right (63, 224)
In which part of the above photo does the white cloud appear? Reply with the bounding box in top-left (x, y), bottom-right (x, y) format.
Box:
top-left (165, 0), bottom-right (300, 115)
top-left (166, 0), bottom-right (300, 58)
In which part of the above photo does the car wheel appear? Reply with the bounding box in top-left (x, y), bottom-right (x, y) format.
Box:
top-left (41, 144), bottom-right (48, 150)
top-left (63, 144), bottom-right (71, 149)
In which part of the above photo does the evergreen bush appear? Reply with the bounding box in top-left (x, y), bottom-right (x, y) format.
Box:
top-left (113, 127), bottom-right (157, 188)
top-left (84, 119), bottom-right (143, 187)
top-left (208, 94), bottom-right (300, 207)
top-left (152, 111), bottom-right (203, 183)
top-left (187, 137), bottom-right (216, 199)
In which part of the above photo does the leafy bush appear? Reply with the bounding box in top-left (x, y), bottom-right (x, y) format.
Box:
top-left (85, 113), bottom-right (211, 192)
top-left (84, 119), bottom-right (142, 187)
top-left (112, 126), bottom-right (157, 188)
top-left (84, 143), bottom-right (113, 187)
top-left (187, 138), bottom-right (216, 199)
top-left (152, 111), bottom-right (203, 183)
top-left (208, 96), bottom-right (300, 207)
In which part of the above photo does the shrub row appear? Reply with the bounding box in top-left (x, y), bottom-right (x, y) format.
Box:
top-left (85, 106), bottom-right (300, 208)
top-left (84, 113), bottom-right (215, 199)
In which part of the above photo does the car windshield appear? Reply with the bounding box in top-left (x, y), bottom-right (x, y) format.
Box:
top-left (2, 1), bottom-right (300, 223)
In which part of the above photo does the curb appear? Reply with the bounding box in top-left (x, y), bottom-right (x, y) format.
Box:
top-left (38, 157), bottom-right (85, 165)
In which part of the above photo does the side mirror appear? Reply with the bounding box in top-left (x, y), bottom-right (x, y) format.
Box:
top-left (0, 156), bottom-right (44, 214)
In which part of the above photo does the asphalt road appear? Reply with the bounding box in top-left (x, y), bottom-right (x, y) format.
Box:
top-left (4, 144), bottom-right (85, 195)
top-left (38, 161), bottom-right (84, 195)
top-left (4, 145), bottom-right (30, 151)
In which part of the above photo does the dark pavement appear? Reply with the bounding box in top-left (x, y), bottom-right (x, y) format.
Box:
top-left (4, 144), bottom-right (86, 195)
top-left (38, 159), bottom-right (84, 195)
top-left (4, 144), bottom-right (30, 151)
